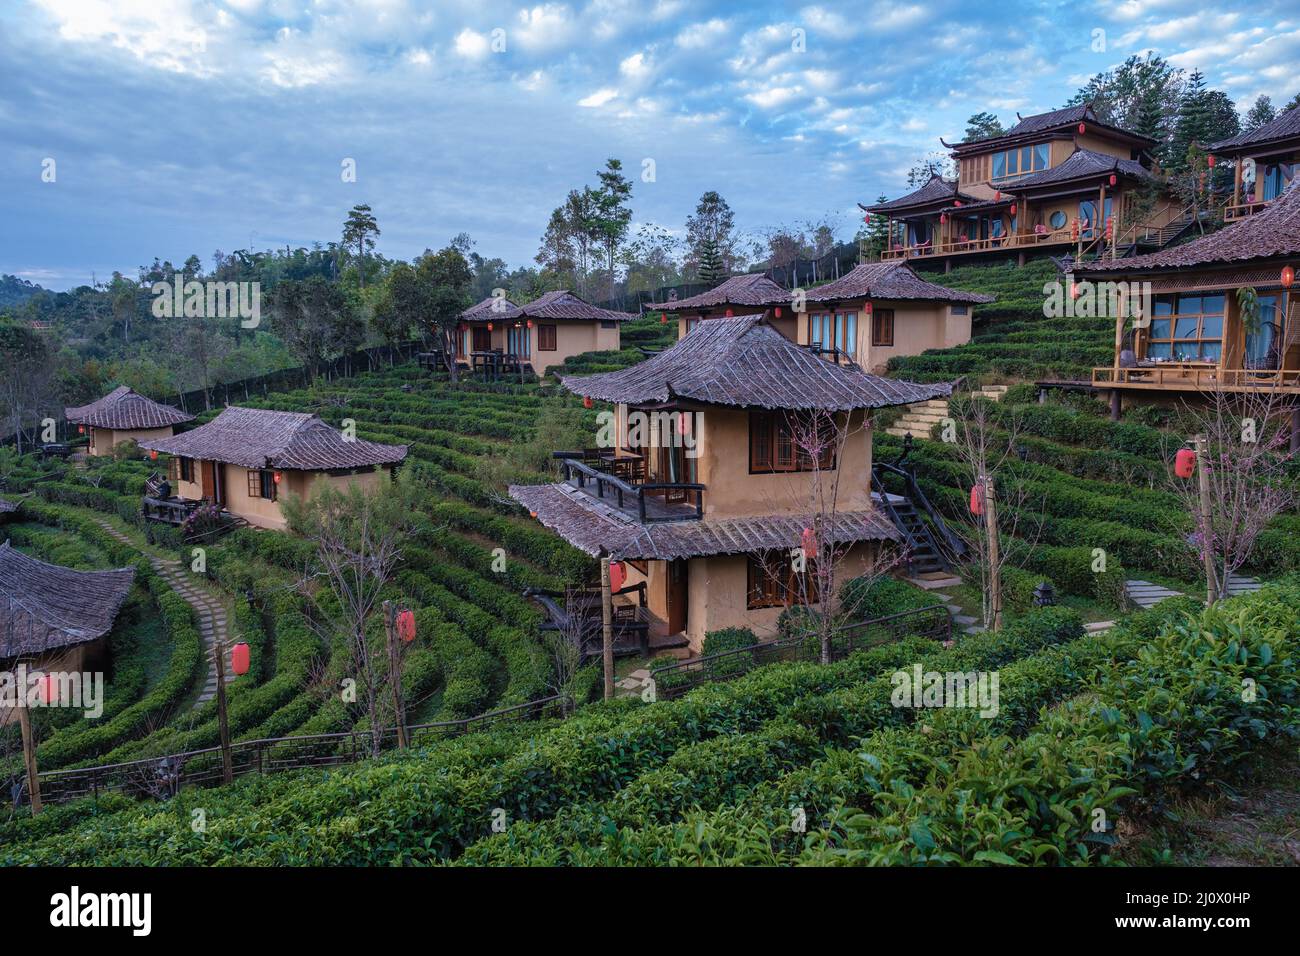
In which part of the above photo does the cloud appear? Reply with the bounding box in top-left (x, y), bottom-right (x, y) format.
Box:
top-left (454, 28), bottom-right (491, 60)
top-left (578, 87), bottom-right (618, 107)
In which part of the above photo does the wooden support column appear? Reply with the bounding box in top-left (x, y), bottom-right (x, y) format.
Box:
top-left (17, 701), bottom-right (42, 815)
top-left (984, 477), bottom-right (1002, 632)
top-left (600, 556), bottom-right (614, 701)
top-left (1110, 390), bottom-right (1121, 421)
top-left (1194, 434), bottom-right (1219, 604)
top-left (1291, 407), bottom-right (1300, 455)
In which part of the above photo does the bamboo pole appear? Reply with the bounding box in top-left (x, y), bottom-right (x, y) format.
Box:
top-left (600, 557), bottom-right (615, 701)
top-left (1194, 434), bottom-right (1219, 604)
top-left (213, 638), bottom-right (233, 785)
top-left (17, 700), bottom-right (42, 815)
top-left (384, 600), bottom-right (408, 748)
top-left (985, 477), bottom-right (1003, 632)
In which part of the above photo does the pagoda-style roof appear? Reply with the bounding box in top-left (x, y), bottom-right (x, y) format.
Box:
top-left (1009, 149), bottom-right (1152, 193)
top-left (1210, 106), bottom-right (1300, 155)
top-left (649, 274), bottom-right (789, 311)
top-left (865, 174), bottom-right (977, 214)
top-left (508, 482), bottom-right (900, 561)
top-left (945, 105), bottom-right (1156, 155)
top-left (65, 386), bottom-right (194, 431)
top-left (139, 406), bottom-right (408, 471)
top-left (460, 290), bottom-right (634, 323)
top-left (805, 262), bottom-right (994, 305)
top-left (0, 542), bottom-right (136, 660)
top-left (0, 496), bottom-right (18, 515)
top-left (1080, 183), bottom-right (1300, 275)
top-left (560, 315), bottom-right (951, 411)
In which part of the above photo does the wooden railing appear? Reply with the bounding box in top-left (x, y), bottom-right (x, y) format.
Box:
top-left (34, 695), bottom-right (571, 807)
top-left (1093, 364), bottom-right (1300, 391)
top-left (882, 226), bottom-right (1076, 260)
top-left (554, 454), bottom-right (704, 521)
top-left (1223, 198), bottom-right (1273, 221)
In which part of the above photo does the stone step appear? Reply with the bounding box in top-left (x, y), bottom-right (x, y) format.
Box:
top-left (1084, 620), bottom-right (1115, 633)
top-left (908, 574), bottom-right (962, 590)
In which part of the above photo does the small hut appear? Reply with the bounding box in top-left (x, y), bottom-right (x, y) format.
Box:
top-left (65, 386), bottom-right (194, 457)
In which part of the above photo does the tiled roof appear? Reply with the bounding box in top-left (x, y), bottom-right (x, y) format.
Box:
top-left (1005, 104), bottom-right (1094, 137)
top-left (0, 541), bottom-right (136, 658)
top-left (65, 386), bottom-right (194, 431)
top-left (1080, 182), bottom-right (1300, 273)
top-left (1010, 149), bottom-right (1151, 190)
top-left (1210, 106), bottom-right (1300, 153)
top-left (139, 406), bottom-right (408, 471)
top-left (508, 482), bottom-right (900, 561)
top-left (460, 290), bottom-right (634, 323)
top-left (0, 496), bottom-right (18, 514)
top-left (650, 273), bottom-right (789, 311)
top-left (866, 174), bottom-right (974, 213)
top-left (805, 262), bottom-right (994, 305)
top-left (561, 315), bottom-right (952, 411)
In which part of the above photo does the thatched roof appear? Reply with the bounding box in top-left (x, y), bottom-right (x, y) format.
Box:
top-left (1211, 106), bottom-right (1300, 154)
top-left (65, 386), bottom-right (194, 431)
top-left (0, 542), bottom-right (136, 659)
top-left (649, 274), bottom-right (789, 311)
top-left (508, 483), bottom-right (900, 560)
top-left (805, 262), bottom-right (994, 305)
top-left (560, 315), bottom-right (952, 411)
top-left (0, 496), bottom-right (18, 515)
top-left (460, 290), bottom-right (634, 323)
top-left (139, 406), bottom-right (408, 471)
top-left (1079, 183), bottom-right (1300, 275)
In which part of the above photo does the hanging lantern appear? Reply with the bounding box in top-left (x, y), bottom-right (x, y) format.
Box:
top-left (659, 313), bottom-right (667, 324)
top-left (953, 200), bottom-right (962, 207)
top-left (77, 424), bottom-right (85, 435)
top-left (486, 322), bottom-right (494, 331)
top-left (582, 396), bottom-right (593, 409)
top-left (940, 213), bottom-right (948, 224)
top-left (1105, 216), bottom-right (1114, 238)
top-left (864, 301), bottom-right (873, 315)
top-left (1108, 173), bottom-right (1117, 187)
top-left (1078, 122), bottom-right (1086, 134)
top-left (994, 191), bottom-right (1002, 202)
top-left (529, 510), bottom-right (538, 519)
top-left (396, 609), bottom-right (416, 643)
top-left (774, 306), bottom-right (782, 317)
top-left (863, 213), bottom-right (871, 223)
top-left (800, 527), bottom-right (818, 560)
top-left (1207, 154), bottom-right (1216, 168)
top-left (39, 673), bottom-right (59, 705)
top-left (1282, 266), bottom-right (1295, 289)
top-left (677, 411), bottom-right (691, 435)
top-left (231, 642), bottom-right (251, 676)
top-left (725, 308), bottom-right (734, 317)
top-left (273, 471), bottom-right (282, 484)
top-left (526, 319), bottom-right (533, 329)
top-left (609, 561), bottom-right (627, 592)
top-left (149, 449), bottom-right (158, 460)
top-left (1071, 220), bottom-right (1080, 240)
top-left (1174, 448), bottom-right (1196, 479)
top-left (969, 484), bottom-right (984, 516)
top-left (1009, 203), bottom-right (1017, 216)
top-left (1070, 281), bottom-right (1081, 300)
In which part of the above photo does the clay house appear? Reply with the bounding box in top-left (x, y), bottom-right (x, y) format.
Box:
top-left (1209, 104), bottom-right (1299, 221)
top-left (867, 104), bottom-right (1185, 269)
top-left (0, 540), bottom-right (135, 677)
top-left (509, 315), bottom-right (950, 652)
top-left (1077, 183), bottom-right (1300, 440)
top-left (457, 290), bottom-right (632, 377)
top-left (648, 273), bottom-right (795, 340)
top-left (65, 386), bottom-right (195, 457)
top-left (138, 406), bottom-right (408, 530)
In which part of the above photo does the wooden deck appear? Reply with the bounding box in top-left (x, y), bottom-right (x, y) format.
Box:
top-left (1092, 364), bottom-right (1300, 393)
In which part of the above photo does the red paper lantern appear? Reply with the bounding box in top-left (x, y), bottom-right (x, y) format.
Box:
top-left (582, 396), bottom-right (593, 409)
top-left (273, 471), bottom-right (282, 484)
top-left (529, 510), bottom-right (538, 518)
top-left (77, 424), bottom-right (85, 435)
top-left (1207, 154), bottom-right (1216, 168)
top-left (609, 561), bottom-right (626, 591)
top-left (953, 200), bottom-right (962, 207)
top-left (526, 319), bottom-right (533, 329)
top-left (396, 609), bottom-right (416, 643)
top-left (969, 485), bottom-right (984, 516)
top-left (1070, 281), bottom-right (1081, 299)
top-left (994, 191), bottom-right (1002, 202)
top-left (231, 642), bottom-right (251, 676)
top-left (940, 213), bottom-right (948, 223)
top-left (149, 450), bottom-right (158, 460)
top-left (677, 411), bottom-right (691, 435)
top-left (800, 527), bottom-right (818, 560)
top-left (1109, 173), bottom-right (1117, 187)
top-left (774, 306), bottom-right (782, 317)
top-left (39, 673), bottom-right (59, 705)
top-left (864, 301), bottom-right (873, 315)
top-left (1071, 220), bottom-right (1080, 241)
top-left (1009, 203), bottom-right (1017, 216)
top-left (1282, 266), bottom-right (1295, 289)
top-left (660, 313), bottom-right (667, 323)
top-left (724, 308), bottom-right (734, 317)
top-left (1174, 448), bottom-right (1196, 479)
top-left (1078, 122), bottom-right (1086, 134)
top-left (487, 322), bottom-right (493, 331)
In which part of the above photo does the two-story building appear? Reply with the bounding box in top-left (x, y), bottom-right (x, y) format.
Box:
top-left (508, 315), bottom-right (951, 651)
top-left (65, 386), bottom-right (195, 457)
top-left (458, 290), bottom-right (631, 376)
top-left (650, 264), bottom-right (991, 373)
top-left (1078, 183), bottom-right (1300, 443)
top-left (869, 104), bottom-right (1184, 269)
top-left (139, 406), bottom-right (408, 530)
top-left (1210, 105), bottom-right (1299, 221)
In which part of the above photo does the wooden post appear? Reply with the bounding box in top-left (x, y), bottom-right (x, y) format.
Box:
top-left (16, 701), bottom-right (42, 815)
top-left (1194, 434), bottom-right (1219, 604)
top-left (600, 556), bottom-right (615, 701)
top-left (1291, 407), bottom-right (1300, 455)
top-left (984, 476), bottom-right (1002, 632)
top-left (384, 600), bottom-right (408, 748)
top-left (1233, 160), bottom-right (1242, 212)
top-left (213, 638), bottom-right (233, 785)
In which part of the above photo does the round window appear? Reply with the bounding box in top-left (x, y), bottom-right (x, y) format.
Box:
top-left (1049, 211), bottom-right (1067, 229)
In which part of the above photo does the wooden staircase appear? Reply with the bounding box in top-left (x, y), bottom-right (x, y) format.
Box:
top-left (885, 384), bottom-right (1007, 439)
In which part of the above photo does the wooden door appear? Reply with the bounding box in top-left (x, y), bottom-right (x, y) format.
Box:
top-left (665, 559), bottom-right (689, 635)
top-left (472, 327), bottom-right (492, 352)
top-left (200, 460), bottom-right (216, 502)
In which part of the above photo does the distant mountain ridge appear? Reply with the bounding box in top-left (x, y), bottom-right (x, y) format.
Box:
top-left (0, 274), bottom-right (48, 309)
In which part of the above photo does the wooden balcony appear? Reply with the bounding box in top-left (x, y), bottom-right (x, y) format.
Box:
top-left (1092, 363), bottom-right (1300, 394)
top-left (553, 452), bottom-right (704, 522)
top-left (1223, 198), bottom-right (1274, 221)
top-left (882, 226), bottom-right (1077, 261)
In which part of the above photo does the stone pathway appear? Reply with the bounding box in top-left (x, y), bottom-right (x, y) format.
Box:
top-left (616, 668), bottom-right (652, 698)
top-left (1124, 579), bottom-right (1185, 609)
top-left (92, 517), bottom-right (232, 708)
top-left (931, 589), bottom-right (985, 635)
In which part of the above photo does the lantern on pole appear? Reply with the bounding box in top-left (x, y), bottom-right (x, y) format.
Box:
top-left (1174, 448), bottom-right (1196, 479)
top-left (969, 484), bottom-right (985, 515)
top-left (609, 561), bottom-right (627, 592)
top-left (1009, 203), bottom-right (1017, 216)
top-left (1282, 266), bottom-right (1295, 289)
top-left (396, 609), bottom-right (416, 643)
top-left (231, 642), bottom-right (251, 676)
top-left (800, 527), bottom-right (818, 560)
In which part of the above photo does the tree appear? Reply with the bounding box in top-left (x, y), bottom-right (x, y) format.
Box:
top-left (1169, 70), bottom-right (1238, 172)
top-left (962, 111), bottom-right (1004, 142)
top-left (906, 151), bottom-right (952, 187)
top-left (696, 236), bottom-right (724, 284)
top-left (0, 320), bottom-right (56, 453)
top-left (378, 247), bottom-right (472, 382)
top-left (1286, 91), bottom-right (1300, 112)
top-left (1244, 95), bottom-right (1276, 131)
top-left (685, 191), bottom-right (739, 277)
top-left (535, 206), bottom-right (578, 290)
top-left (621, 223), bottom-right (683, 298)
top-left (266, 276), bottom-right (364, 380)
top-left (592, 159), bottom-right (634, 302)
top-left (1068, 54), bottom-right (1184, 160)
top-left (282, 473), bottom-right (424, 757)
top-left (857, 197), bottom-right (892, 262)
top-left (342, 204), bottom-right (381, 289)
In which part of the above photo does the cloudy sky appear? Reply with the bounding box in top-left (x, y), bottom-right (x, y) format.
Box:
top-left (2, 0), bottom-right (1298, 291)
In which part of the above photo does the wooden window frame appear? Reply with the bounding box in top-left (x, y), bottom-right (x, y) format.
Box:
top-left (538, 324), bottom-right (557, 351)
top-left (1144, 293), bottom-right (1225, 363)
top-left (871, 308), bottom-right (895, 347)
top-left (179, 457), bottom-right (193, 482)
top-left (248, 468), bottom-right (277, 501)
top-left (167, 456), bottom-right (180, 482)
top-left (746, 551), bottom-right (819, 609)
top-left (749, 411), bottom-right (836, 474)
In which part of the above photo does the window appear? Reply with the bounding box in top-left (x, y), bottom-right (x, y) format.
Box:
top-left (747, 551), bottom-right (819, 609)
top-left (871, 308), bottom-right (895, 347)
top-left (1262, 163), bottom-right (1294, 201)
top-left (809, 311), bottom-right (857, 359)
top-left (951, 305), bottom-right (969, 316)
top-left (1245, 293), bottom-right (1282, 366)
top-left (1144, 293), bottom-right (1225, 362)
top-left (749, 411), bottom-right (835, 473)
top-left (683, 316), bottom-right (701, 337)
top-left (1049, 210), bottom-right (1067, 230)
top-left (507, 324), bottom-right (531, 358)
top-left (600, 319), bottom-right (616, 329)
top-left (991, 143), bottom-right (1048, 181)
top-left (538, 324), bottom-right (557, 351)
top-left (180, 457), bottom-right (193, 482)
top-left (247, 468), bottom-right (278, 501)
